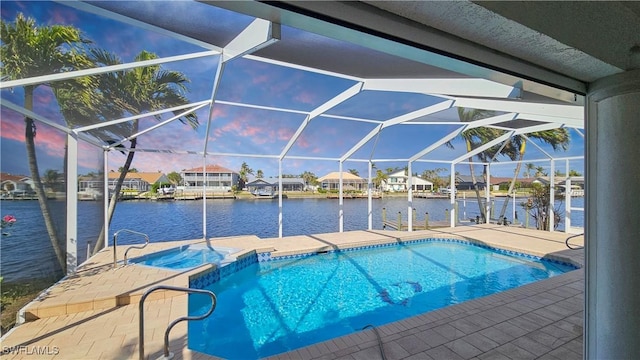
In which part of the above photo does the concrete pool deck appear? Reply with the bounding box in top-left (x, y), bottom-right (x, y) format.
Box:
top-left (0, 224), bottom-right (584, 359)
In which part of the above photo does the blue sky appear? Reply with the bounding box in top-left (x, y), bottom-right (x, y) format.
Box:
top-left (0, 1), bottom-right (585, 180)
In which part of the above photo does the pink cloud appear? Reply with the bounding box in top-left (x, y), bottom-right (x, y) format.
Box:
top-left (277, 127), bottom-right (294, 141)
top-left (0, 108), bottom-right (65, 158)
top-left (293, 90), bottom-right (317, 105)
top-left (1, 112), bottom-right (25, 142)
top-left (77, 142), bottom-right (104, 170)
top-left (252, 74), bottom-right (270, 85)
top-left (296, 134), bottom-right (310, 149)
top-left (47, 8), bottom-right (79, 25)
top-left (208, 110), bottom-right (291, 148)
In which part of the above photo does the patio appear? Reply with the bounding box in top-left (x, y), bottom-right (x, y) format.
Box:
top-left (1, 225), bottom-right (583, 359)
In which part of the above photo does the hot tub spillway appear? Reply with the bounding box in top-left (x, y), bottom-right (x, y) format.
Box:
top-left (130, 245), bottom-right (241, 270)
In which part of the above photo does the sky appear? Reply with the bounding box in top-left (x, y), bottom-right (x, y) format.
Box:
top-left (0, 1), bottom-right (585, 181)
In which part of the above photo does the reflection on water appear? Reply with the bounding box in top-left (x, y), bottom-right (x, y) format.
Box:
top-left (0, 196), bottom-right (583, 281)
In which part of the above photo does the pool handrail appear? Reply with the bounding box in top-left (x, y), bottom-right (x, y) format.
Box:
top-left (139, 285), bottom-right (217, 360)
top-left (112, 229), bottom-right (150, 268)
top-left (565, 233), bottom-right (584, 250)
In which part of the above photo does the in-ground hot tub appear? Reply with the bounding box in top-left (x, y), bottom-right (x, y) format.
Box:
top-left (129, 244), bottom-right (243, 270)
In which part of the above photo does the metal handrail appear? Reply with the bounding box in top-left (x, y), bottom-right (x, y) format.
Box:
top-left (566, 233), bottom-right (584, 250)
top-left (139, 285), bottom-right (217, 360)
top-left (124, 237), bottom-right (150, 266)
top-left (112, 229), bottom-right (149, 268)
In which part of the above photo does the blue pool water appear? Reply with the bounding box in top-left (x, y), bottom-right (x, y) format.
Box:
top-left (188, 240), bottom-right (576, 359)
top-left (129, 244), bottom-right (242, 270)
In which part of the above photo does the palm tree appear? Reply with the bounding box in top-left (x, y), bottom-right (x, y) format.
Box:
top-left (256, 169), bottom-right (264, 179)
top-left (497, 130), bottom-right (569, 220)
top-left (238, 162), bottom-right (253, 189)
top-left (42, 169), bottom-right (60, 192)
top-left (1, 14), bottom-right (92, 273)
top-left (301, 171), bottom-right (317, 190)
top-left (348, 169), bottom-right (359, 176)
top-left (167, 171), bottom-right (182, 185)
top-left (535, 166), bottom-right (546, 177)
top-left (525, 163), bottom-right (536, 178)
top-left (85, 49), bottom-right (198, 254)
top-left (421, 168), bottom-right (447, 190)
top-left (373, 169), bottom-right (388, 191)
top-left (449, 108), bottom-right (504, 222)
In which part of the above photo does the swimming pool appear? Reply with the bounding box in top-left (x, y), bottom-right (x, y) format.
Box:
top-left (188, 239), bottom-right (576, 359)
top-left (129, 244), bottom-right (242, 270)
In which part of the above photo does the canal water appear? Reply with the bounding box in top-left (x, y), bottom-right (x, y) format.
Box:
top-left (0, 196), bottom-right (583, 281)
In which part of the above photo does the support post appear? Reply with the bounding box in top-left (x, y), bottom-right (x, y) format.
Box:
top-left (202, 157), bottom-right (207, 239)
top-left (278, 159), bottom-right (283, 238)
top-left (407, 162), bottom-right (413, 232)
top-left (425, 212), bottom-right (429, 229)
top-left (585, 69), bottom-right (640, 359)
top-left (463, 192), bottom-right (467, 220)
top-left (512, 190), bottom-right (517, 224)
top-left (66, 134), bottom-right (78, 275)
top-left (103, 149), bottom-right (109, 251)
top-left (450, 163), bottom-right (456, 227)
top-left (565, 168), bottom-right (572, 232)
top-left (368, 161), bottom-right (373, 230)
top-left (397, 211), bottom-right (402, 231)
top-left (339, 162), bottom-right (344, 232)
top-left (549, 159), bottom-right (555, 232)
top-left (485, 164), bottom-right (491, 224)
top-left (454, 202), bottom-right (459, 224)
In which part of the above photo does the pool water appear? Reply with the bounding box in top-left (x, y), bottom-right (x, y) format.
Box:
top-left (129, 244), bottom-right (241, 270)
top-left (188, 240), bottom-right (575, 359)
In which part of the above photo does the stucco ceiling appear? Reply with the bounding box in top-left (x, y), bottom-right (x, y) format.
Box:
top-left (225, 0), bottom-right (638, 100)
top-left (365, 1), bottom-right (638, 83)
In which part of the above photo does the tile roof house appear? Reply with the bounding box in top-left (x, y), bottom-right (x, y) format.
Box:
top-left (318, 172), bottom-right (367, 191)
top-left (106, 172), bottom-right (169, 194)
top-left (0, 172), bottom-right (34, 195)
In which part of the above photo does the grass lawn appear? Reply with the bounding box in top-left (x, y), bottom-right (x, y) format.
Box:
top-left (1, 278), bottom-right (55, 335)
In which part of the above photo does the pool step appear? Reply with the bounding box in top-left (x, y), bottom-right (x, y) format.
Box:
top-left (18, 262), bottom-right (213, 323)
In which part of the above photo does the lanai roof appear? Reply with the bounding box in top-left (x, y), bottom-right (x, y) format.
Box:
top-left (0, 1), bottom-right (584, 178)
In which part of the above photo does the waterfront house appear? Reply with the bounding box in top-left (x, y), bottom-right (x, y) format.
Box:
top-left (455, 174), bottom-right (487, 191)
top-left (181, 165), bottom-right (238, 192)
top-left (246, 177), bottom-right (306, 194)
top-left (318, 172), bottom-right (367, 191)
top-left (0, 172), bottom-right (34, 197)
top-left (383, 170), bottom-right (433, 192)
top-left (78, 172), bottom-right (169, 197)
top-left (533, 176), bottom-right (584, 196)
top-left (533, 176), bottom-right (584, 188)
top-left (107, 172), bottom-right (169, 195)
top-left (246, 178), bottom-right (274, 195)
top-left (274, 177), bottom-right (306, 191)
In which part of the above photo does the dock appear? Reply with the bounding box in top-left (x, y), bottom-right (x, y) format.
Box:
top-left (412, 193), bottom-right (450, 199)
top-left (382, 219), bottom-right (451, 230)
top-left (326, 193), bottom-right (382, 199)
top-left (174, 192), bottom-right (235, 200)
